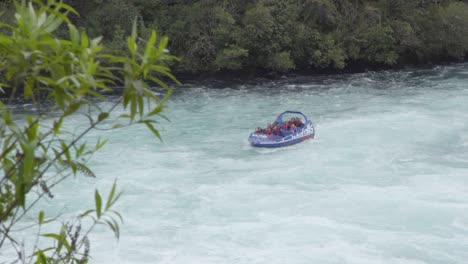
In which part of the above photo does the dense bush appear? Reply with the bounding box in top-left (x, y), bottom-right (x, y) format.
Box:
top-left (8, 0), bottom-right (468, 74)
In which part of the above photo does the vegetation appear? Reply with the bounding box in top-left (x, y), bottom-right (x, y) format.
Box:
top-left (0, 0), bottom-right (178, 263)
top-left (6, 0), bottom-right (464, 75)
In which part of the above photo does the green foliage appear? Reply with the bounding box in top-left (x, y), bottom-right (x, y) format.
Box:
top-left (8, 0), bottom-right (468, 74)
top-left (417, 2), bottom-right (468, 61)
top-left (214, 45), bottom-right (249, 71)
top-left (357, 25), bottom-right (399, 65)
top-left (267, 51), bottom-right (295, 72)
top-left (0, 0), bottom-right (178, 262)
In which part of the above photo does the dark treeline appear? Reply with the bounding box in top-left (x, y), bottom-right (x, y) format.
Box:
top-left (3, 0), bottom-right (468, 75)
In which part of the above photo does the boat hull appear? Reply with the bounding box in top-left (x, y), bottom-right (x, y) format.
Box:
top-left (249, 133), bottom-right (314, 148)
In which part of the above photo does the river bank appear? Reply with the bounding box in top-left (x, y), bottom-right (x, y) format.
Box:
top-left (174, 60), bottom-right (468, 86)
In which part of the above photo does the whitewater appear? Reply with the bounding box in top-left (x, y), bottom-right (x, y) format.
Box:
top-left (4, 63), bottom-right (468, 264)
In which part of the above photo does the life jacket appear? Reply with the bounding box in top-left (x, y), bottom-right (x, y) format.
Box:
top-left (273, 127), bottom-right (279, 135)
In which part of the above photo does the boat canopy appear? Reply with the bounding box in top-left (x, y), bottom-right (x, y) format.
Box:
top-left (274, 111), bottom-right (310, 124)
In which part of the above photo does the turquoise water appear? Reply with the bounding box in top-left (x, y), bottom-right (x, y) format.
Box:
top-left (4, 64), bottom-right (468, 263)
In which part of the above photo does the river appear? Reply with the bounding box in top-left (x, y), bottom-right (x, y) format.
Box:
top-left (4, 63), bottom-right (468, 264)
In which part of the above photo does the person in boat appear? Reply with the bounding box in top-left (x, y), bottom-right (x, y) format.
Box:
top-left (290, 123), bottom-right (297, 132)
top-left (255, 127), bottom-right (263, 134)
top-left (294, 117), bottom-right (303, 126)
top-left (272, 123), bottom-right (280, 136)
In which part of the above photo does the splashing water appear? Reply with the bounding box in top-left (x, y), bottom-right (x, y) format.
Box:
top-left (4, 64), bottom-right (468, 264)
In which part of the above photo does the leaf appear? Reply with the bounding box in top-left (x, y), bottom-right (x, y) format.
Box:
top-left (119, 114), bottom-right (131, 119)
top-left (53, 117), bottom-right (63, 134)
top-left (38, 211), bottom-right (44, 225)
top-left (95, 138), bottom-right (108, 151)
top-left (42, 233), bottom-right (61, 240)
top-left (61, 141), bottom-right (71, 163)
top-left (61, 160), bottom-right (96, 177)
top-left (42, 229), bottom-right (71, 252)
top-left (105, 180), bottom-right (117, 210)
top-left (91, 36), bottom-right (103, 47)
top-left (64, 101), bottom-right (81, 116)
top-left (95, 190), bottom-right (102, 218)
top-left (144, 121), bottom-right (162, 141)
top-left (55, 2), bottom-right (79, 16)
top-left (80, 209), bottom-right (95, 218)
top-left (110, 210), bottom-right (124, 223)
top-left (138, 96), bottom-right (144, 117)
top-left (144, 31), bottom-right (157, 61)
top-left (127, 37), bottom-right (136, 55)
top-left (76, 163), bottom-right (96, 177)
top-left (36, 250), bottom-right (48, 263)
top-left (81, 31), bottom-right (89, 48)
top-left (42, 14), bottom-right (63, 33)
top-left (33, 247), bottom-right (55, 256)
top-left (104, 219), bottom-right (120, 239)
top-left (68, 24), bottom-right (79, 45)
top-left (147, 104), bottom-right (164, 117)
top-left (130, 96), bottom-right (137, 120)
top-left (98, 112), bottom-right (109, 122)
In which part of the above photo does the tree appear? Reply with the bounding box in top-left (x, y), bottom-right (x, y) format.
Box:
top-left (48, 0), bottom-right (468, 74)
top-left (0, 0), bottom-right (179, 263)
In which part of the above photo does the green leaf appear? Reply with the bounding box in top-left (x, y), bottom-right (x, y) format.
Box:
top-left (110, 210), bottom-right (124, 223)
top-left (42, 229), bottom-right (71, 252)
top-left (42, 14), bottom-right (63, 33)
top-left (53, 117), bottom-right (63, 134)
top-left (36, 250), bottom-right (48, 263)
top-left (98, 112), bottom-right (109, 122)
top-left (42, 233), bottom-right (61, 240)
top-left (105, 219), bottom-right (120, 239)
top-left (54, 2), bottom-right (79, 16)
top-left (64, 101), bottom-right (81, 116)
top-left (105, 180), bottom-right (117, 210)
top-left (119, 114), bottom-right (131, 119)
top-left (147, 104), bottom-right (164, 117)
top-left (127, 37), bottom-right (136, 55)
top-left (81, 31), bottom-right (89, 48)
top-left (144, 121), bottom-right (162, 141)
top-left (138, 96), bottom-right (144, 117)
top-left (68, 24), bottom-right (79, 45)
top-left (38, 211), bottom-right (44, 225)
top-left (95, 190), bottom-right (102, 218)
top-left (33, 247), bottom-right (55, 256)
top-left (61, 141), bottom-right (71, 163)
top-left (76, 162), bottom-right (96, 177)
top-left (95, 138), bottom-right (108, 151)
top-left (79, 209), bottom-right (95, 218)
top-left (130, 96), bottom-right (137, 120)
top-left (144, 30), bottom-right (157, 60)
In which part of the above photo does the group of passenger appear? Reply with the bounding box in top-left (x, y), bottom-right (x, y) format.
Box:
top-left (254, 117), bottom-right (304, 136)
